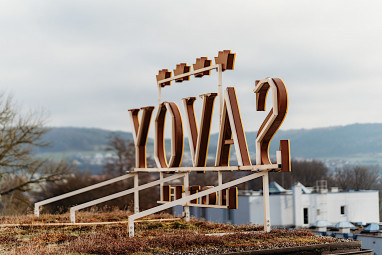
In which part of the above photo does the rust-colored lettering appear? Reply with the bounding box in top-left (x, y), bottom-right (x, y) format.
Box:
top-left (182, 93), bottom-right (217, 169)
top-left (189, 186), bottom-right (200, 204)
top-left (280, 139), bottom-right (291, 172)
top-left (162, 185), bottom-right (171, 201)
top-left (175, 185), bottom-right (183, 200)
top-left (154, 102), bottom-right (184, 168)
top-left (200, 186), bottom-right (217, 205)
top-left (215, 87), bottom-right (251, 166)
top-left (128, 106), bottom-right (155, 168)
top-left (220, 187), bottom-right (238, 209)
top-left (255, 78), bottom-right (289, 165)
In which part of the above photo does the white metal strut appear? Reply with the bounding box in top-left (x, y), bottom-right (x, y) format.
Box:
top-left (128, 170), bottom-right (270, 237)
top-left (34, 173), bottom-right (135, 217)
top-left (70, 173), bottom-right (186, 223)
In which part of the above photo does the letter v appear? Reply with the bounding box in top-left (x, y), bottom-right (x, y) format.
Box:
top-left (215, 87), bottom-right (251, 166)
top-left (182, 93), bottom-right (217, 168)
top-left (128, 106), bottom-right (155, 168)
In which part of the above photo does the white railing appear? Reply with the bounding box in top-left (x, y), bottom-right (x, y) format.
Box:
top-left (69, 173), bottom-right (186, 223)
top-left (128, 171), bottom-right (270, 237)
top-left (34, 173), bottom-right (135, 217)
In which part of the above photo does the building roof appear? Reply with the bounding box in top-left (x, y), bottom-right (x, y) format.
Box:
top-left (335, 222), bottom-right (356, 229)
top-left (269, 182), bottom-right (287, 194)
top-left (290, 182), bottom-right (312, 194)
top-left (363, 223), bottom-right (380, 232)
top-left (315, 220), bottom-right (333, 227)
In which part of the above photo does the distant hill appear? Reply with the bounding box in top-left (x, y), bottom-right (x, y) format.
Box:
top-left (37, 127), bottom-right (134, 153)
top-left (267, 123), bottom-right (382, 159)
top-left (37, 123), bottom-right (382, 166)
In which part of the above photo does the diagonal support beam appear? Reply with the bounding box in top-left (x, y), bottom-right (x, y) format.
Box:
top-left (128, 171), bottom-right (267, 237)
top-left (70, 173), bottom-right (186, 223)
top-left (34, 173), bottom-right (136, 217)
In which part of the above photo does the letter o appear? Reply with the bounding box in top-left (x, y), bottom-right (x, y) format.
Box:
top-left (154, 102), bottom-right (184, 168)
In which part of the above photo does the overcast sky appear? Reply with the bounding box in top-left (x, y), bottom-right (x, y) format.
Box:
top-left (1, 1), bottom-right (382, 135)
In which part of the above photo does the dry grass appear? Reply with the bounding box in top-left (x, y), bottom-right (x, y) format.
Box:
top-left (0, 209), bottom-right (341, 254)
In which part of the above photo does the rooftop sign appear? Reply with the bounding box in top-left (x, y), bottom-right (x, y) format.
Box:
top-left (34, 51), bottom-right (292, 237)
top-left (128, 50), bottom-right (290, 172)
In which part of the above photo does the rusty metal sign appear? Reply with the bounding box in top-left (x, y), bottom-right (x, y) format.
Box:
top-left (129, 50), bottom-right (290, 172)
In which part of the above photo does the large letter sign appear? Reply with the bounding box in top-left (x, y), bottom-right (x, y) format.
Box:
top-left (34, 50), bottom-right (293, 238)
top-left (129, 50), bottom-right (290, 171)
top-left (125, 50), bottom-right (292, 237)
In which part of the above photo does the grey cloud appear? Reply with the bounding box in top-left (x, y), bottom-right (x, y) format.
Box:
top-left (1, 0), bottom-right (382, 132)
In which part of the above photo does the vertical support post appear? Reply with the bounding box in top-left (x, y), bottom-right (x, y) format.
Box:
top-left (262, 172), bottom-right (271, 232)
top-left (128, 217), bottom-right (134, 237)
top-left (276, 150), bottom-right (282, 165)
top-left (134, 173), bottom-right (139, 213)
top-left (70, 208), bottom-right (76, 223)
top-left (159, 172), bottom-right (164, 201)
top-left (158, 85), bottom-right (162, 106)
top-left (218, 171), bottom-right (223, 205)
top-left (34, 204), bottom-right (40, 217)
top-left (217, 64), bottom-right (223, 123)
top-left (183, 172), bottom-right (190, 221)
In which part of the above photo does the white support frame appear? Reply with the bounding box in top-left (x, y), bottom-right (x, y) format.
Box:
top-left (262, 172), bottom-right (271, 232)
top-left (32, 60), bottom-right (286, 240)
top-left (134, 164), bottom-right (280, 172)
top-left (128, 171), bottom-right (269, 237)
top-left (183, 173), bottom-right (190, 221)
top-left (69, 173), bottom-right (186, 223)
top-left (34, 173), bottom-right (135, 217)
top-left (134, 173), bottom-right (139, 213)
top-left (157, 65), bottom-right (219, 87)
top-left (217, 171), bottom-right (223, 208)
top-left (157, 64), bottom-right (223, 119)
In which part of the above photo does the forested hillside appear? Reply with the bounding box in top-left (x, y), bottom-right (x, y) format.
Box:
top-left (38, 123), bottom-right (382, 165)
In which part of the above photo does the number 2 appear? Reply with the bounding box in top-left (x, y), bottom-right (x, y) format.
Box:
top-left (254, 78), bottom-right (289, 170)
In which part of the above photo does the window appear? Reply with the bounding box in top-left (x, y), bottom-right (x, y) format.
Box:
top-left (303, 208), bottom-right (309, 224)
top-left (317, 209), bottom-right (320, 215)
top-left (341, 206), bottom-right (345, 215)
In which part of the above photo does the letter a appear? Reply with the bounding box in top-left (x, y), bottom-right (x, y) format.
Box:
top-left (128, 106), bottom-right (155, 168)
top-left (215, 87), bottom-right (251, 166)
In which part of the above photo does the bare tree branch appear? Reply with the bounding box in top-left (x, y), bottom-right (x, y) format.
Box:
top-left (0, 93), bottom-right (74, 210)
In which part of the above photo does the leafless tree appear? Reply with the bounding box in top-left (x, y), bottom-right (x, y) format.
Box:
top-left (103, 134), bottom-right (158, 211)
top-left (0, 94), bottom-right (74, 213)
top-left (269, 159), bottom-right (329, 188)
top-left (332, 165), bottom-right (380, 191)
top-left (103, 134), bottom-right (136, 177)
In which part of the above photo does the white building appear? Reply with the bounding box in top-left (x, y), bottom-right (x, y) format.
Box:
top-left (174, 182), bottom-right (379, 227)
